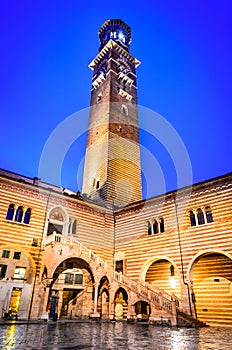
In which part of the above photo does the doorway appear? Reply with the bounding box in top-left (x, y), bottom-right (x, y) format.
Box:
top-left (9, 287), bottom-right (22, 318)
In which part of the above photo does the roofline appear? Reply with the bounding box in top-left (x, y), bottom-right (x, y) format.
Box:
top-left (114, 171), bottom-right (232, 213)
top-left (1, 167), bottom-right (231, 213)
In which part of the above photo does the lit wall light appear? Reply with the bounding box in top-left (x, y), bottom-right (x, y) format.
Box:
top-left (169, 277), bottom-right (176, 288)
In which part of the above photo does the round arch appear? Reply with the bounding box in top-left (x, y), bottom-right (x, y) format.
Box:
top-left (134, 300), bottom-right (150, 321)
top-left (188, 250), bottom-right (232, 326)
top-left (98, 276), bottom-right (110, 320)
top-left (187, 249), bottom-right (232, 281)
top-left (140, 256), bottom-right (182, 298)
top-left (47, 205), bottom-right (69, 223)
top-left (114, 287), bottom-right (128, 320)
top-left (46, 256), bottom-right (95, 320)
top-left (43, 205), bottom-right (70, 240)
top-left (140, 256), bottom-right (180, 281)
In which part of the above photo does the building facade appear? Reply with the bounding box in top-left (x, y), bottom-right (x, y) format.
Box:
top-left (0, 19), bottom-right (232, 327)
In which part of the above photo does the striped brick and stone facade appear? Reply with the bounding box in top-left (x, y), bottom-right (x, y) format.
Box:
top-left (0, 19), bottom-right (232, 327)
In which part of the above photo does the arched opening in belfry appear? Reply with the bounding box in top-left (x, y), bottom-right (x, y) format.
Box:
top-left (47, 257), bottom-right (94, 320)
top-left (98, 276), bottom-right (110, 320)
top-left (145, 259), bottom-right (181, 298)
top-left (190, 252), bottom-right (232, 327)
top-left (134, 301), bottom-right (150, 321)
top-left (114, 287), bottom-right (128, 320)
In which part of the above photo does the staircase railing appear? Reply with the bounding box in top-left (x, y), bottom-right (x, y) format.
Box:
top-left (45, 233), bottom-right (180, 315)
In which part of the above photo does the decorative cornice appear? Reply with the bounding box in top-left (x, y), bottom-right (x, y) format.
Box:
top-left (88, 40), bottom-right (140, 70)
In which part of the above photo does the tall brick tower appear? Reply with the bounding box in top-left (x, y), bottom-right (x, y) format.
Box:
top-left (82, 19), bottom-right (142, 207)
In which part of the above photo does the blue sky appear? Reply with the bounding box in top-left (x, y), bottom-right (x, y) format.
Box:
top-left (1, 1), bottom-right (231, 198)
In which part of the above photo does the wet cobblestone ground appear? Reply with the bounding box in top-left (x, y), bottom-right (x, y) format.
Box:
top-left (0, 321), bottom-right (232, 350)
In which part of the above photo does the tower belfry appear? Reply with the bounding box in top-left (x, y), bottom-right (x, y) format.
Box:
top-left (82, 19), bottom-right (142, 207)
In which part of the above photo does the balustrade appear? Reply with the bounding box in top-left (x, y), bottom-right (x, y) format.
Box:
top-left (44, 233), bottom-right (180, 315)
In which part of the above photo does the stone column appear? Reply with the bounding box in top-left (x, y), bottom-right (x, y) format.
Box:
top-left (181, 282), bottom-right (191, 314)
top-left (127, 304), bottom-right (136, 322)
top-left (188, 280), bottom-right (197, 318)
top-left (90, 282), bottom-right (100, 319)
top-left (57, 290), bottom-right (63, 319)
top-left (170, 294), bottom-right (177, 326)
top-left (41, 286), bottom-right (50, 320)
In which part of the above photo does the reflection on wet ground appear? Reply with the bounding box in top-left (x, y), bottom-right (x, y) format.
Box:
top-left (0, 322), bottom-right (232, 350)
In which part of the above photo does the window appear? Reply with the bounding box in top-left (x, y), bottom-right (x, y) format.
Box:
top-left (115, 260), bottom-right (124, 273)
top-left (170, 265), bottom-right (175, 277)
top-left (74, 274), bottom-right (83, 284)
top-left (148, 218), bottom-right (165, 235)
top-left (117, 65), bottom-right (122, 73)
top-left (6, 204), bottom-right (32, 224)
top-left (97, 93), bottom-right (102, 102)
top-left (47, 223), bottom-right (63, 236)
top-left (110, 31), bottom-right (117, 39)
top-left (153, 220), bottom-right (159, 234)
top-left (160, 218), bottom-right (165, 233)
top-left (15, 206), bottom-right (23, 223)
top-left (32, 238), bottom-right (38, 247)
top-left (189, 207), bottom-right (213, 227)
top-left (72, 220), bottom-right (77, 235)
top-left (14, 267), bottom-right (26, 279)
top-left (197, 208), bottom-right (205, 225)
top-left (0, 265), bottom-right (7, 278)
top-left (2, 250), bottom-right (10, 258)
top-left (68, 218), bottom-right (78, 235)
top-left (205, 206), bottom-right (213, 223)
top-left (23, 208), bottom-right (31, 224)
top-left (96, 180), bottom-right (100, 189)
top-left (64, 273), bottom-right (73, 284)
top-left (6, 204), bottom-right (15, 220)
top-left (189, 211), bottom-right (196, 226)
top-left (13, 252), bottom-right (21, 260)
top-left (121, 104), bottom-right (128, 116)
top-left (147, 221), bottom-right (152, 235)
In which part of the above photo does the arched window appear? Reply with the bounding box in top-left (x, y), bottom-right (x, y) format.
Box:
top-left (147, 221), bottom-right (152, 235)
top-left (23, 208), bottom-right (31, 224)
top-left (6, 204), bottom-right (15, 220)
top-left (153, 220), bottom-right (159, 234)
top-left (205, 206), bottom-right (213, 223)
top-left (197, 208), bottom-right (205, 225)
top-left (72, 220), bottom-right (77, 235)
top-left (116, 65), bottom-right (122, 73)
top-left (121, 104), bottom-right (128, 116)
top-left (170, 265), bottom-right (175, 277)
top-left (15, 206), bottom-right (23, 223)
top-left (97, 93), bottom-right (102, 102)
top-left (189, 211), bottom-right (196, 226)
top-left (160, 218), bottom-right (165, 233)
top-left (47, 208), bottom-right (64, 236)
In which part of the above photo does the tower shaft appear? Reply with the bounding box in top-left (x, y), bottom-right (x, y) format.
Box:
top-left (82, 20), bottom-right (142, 207)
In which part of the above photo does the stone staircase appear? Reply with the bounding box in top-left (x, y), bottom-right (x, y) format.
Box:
top-left (45, 232), bottom-right (207, 326)
top-left (177, 310), bottom-right (208, 327)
